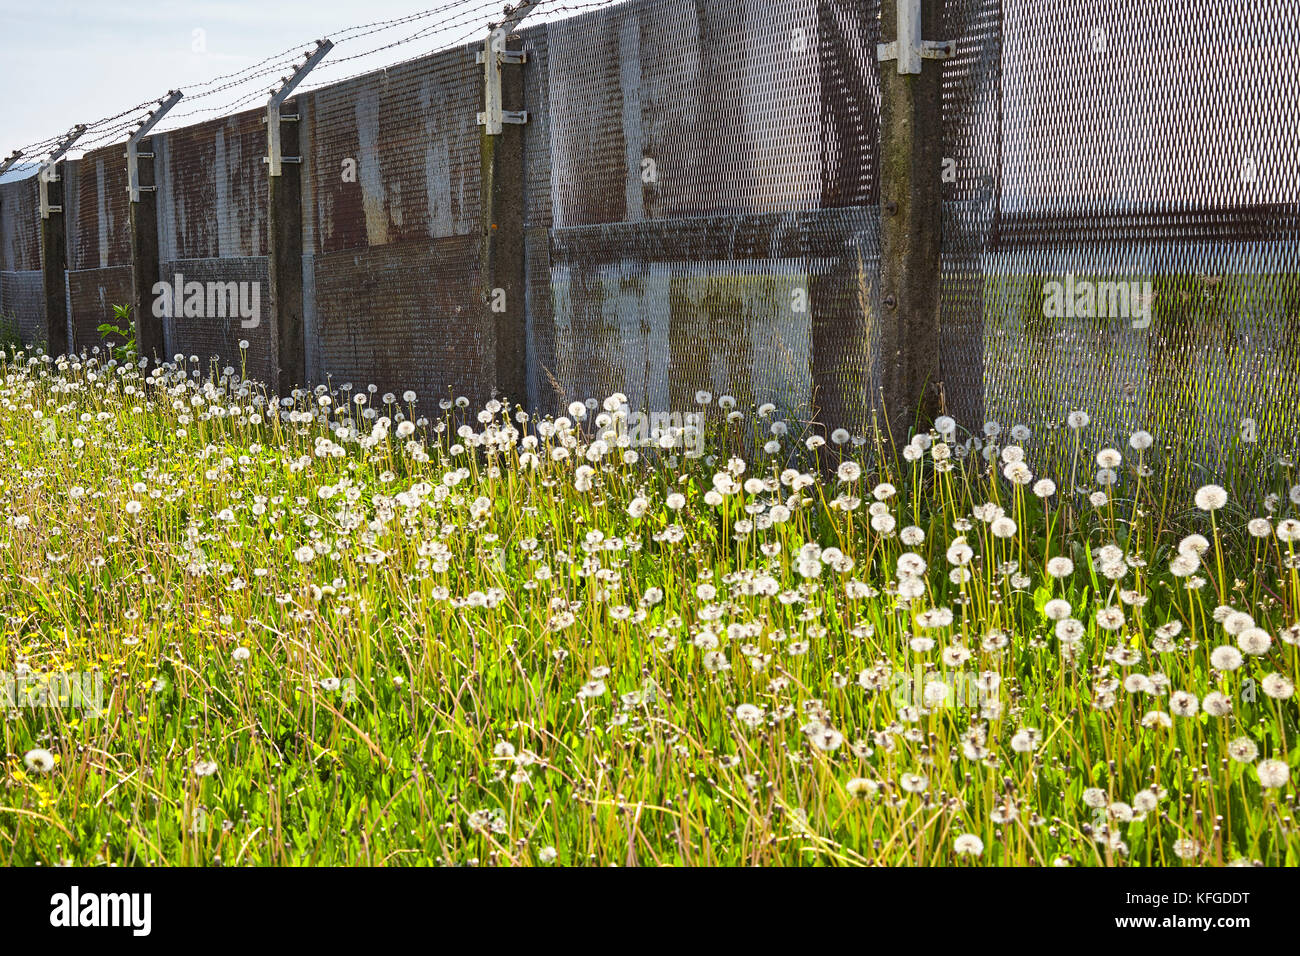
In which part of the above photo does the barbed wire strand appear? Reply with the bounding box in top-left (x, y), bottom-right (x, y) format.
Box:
top-left (4, 0), bottom-right (625, 167)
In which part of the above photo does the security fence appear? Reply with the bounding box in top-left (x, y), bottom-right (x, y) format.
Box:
top-left (0, 0), bottom-right (1295, 471)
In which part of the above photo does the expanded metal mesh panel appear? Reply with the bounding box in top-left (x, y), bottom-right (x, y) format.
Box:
top-left (308, 236), bottom-right (492, 407)
top-left (161, 257), bottom-right (274, 385)
top-left (530, 0), bottom-right (888, 429)
top-left (0, 177), bottom-right (42, 273)
top-left (156, 111), bottom-right (268, 261)
top-left (986, 0), bottom-right (1300, 469)
top-left (938, 0), bottom-right (1001, 426)
top-left (61, 145), bottom-right (133, 355)
top-left (0, 271), bottom-right (43, 344)
top-left (0, 175), bottom-right (44, 341)
top-left (154, 115), bottom-right (273, 382)
top-left (68, 144), bottom-right (131, 271)
top-left (301, 44), bottom-right (487, 405)
top-left (66, 266), bottom-right (132, 353)
top-left (521, 28), bottom-right (554, 234)
top-left (303, 45), bottom-right (482, 253)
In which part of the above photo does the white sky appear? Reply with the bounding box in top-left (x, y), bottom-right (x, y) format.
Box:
top-left (0, 0), bottom-right (577, 179)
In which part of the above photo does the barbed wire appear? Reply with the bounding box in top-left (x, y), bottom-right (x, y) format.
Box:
top-left (149, 0), bottom-right (504, 130)
top-left (292, 0), bottom-right (625, 98)
top-left (3, 0), bottom-right (626, 168)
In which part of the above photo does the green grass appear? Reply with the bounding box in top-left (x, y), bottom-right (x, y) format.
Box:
top-left (0, 348), bottom-right (1296, 866)
top-left (0, 314), bottom-right (22, 358)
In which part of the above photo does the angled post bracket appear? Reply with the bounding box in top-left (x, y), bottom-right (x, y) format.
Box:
top-left (126, 91), bottom-right (183, 201)
top-left (0, 149), bottom-right (23, 179)
top-left (265, 39), bottom-right (333, 176)
top-left (39, 125), bottom-right (86, 219)
top-left (476, 1), bottom-right (538, 134)
top-left (877, 0), bottom-right (955, 74)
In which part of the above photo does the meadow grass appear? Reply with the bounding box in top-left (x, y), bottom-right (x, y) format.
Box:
top-left (0, 348), bottom-right (1297, 866)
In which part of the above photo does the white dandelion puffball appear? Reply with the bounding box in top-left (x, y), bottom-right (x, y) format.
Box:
top-left (1248, 518), bottom-right (1272, 538)
top-left (1210, 645), bottom-right (1243, 671)
top-left (899, 772), bottom-right (928, 793)
top-left (1255, 759), bottom-right (1290, 789)
top-left (1227, 737), bottom-right (1258, 763)
top-left (1082, 788), bottom-right (1108, 809)
top-left (23, 748), bottom-right (56, 773)
top-left (1262, 674), bottom-right (1294, 700)
top-left (1046, 556), bottom-right (1074, 578)
top-left (1237, 628), bottom-right (1271, 655)
top-left (1043, 598), bottom-right (1072, 621)
top-left (1194, 484), bottom-right (1228, 511)
top-left (954, 833), bottom-right (984, 856)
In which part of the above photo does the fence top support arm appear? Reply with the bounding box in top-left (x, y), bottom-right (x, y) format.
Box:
top-left (265, 39), bottom-right (333, 176)
top-left (0, 149), bottom-right (23, 179)
top-left (270, 39), bottom-right (334, 110)
top-left (38, 125), bottom-right (86, 218)
top-left (41, 125), bottom-right (87, 174)
top-left (877, 0), bottom-right (955, 74)
top-left (477, 2), bottom-right (538, 136)
top-left (127, 91), bottom-right (183, 202)
top-left (129, 91), bottom-right (184, 146)
top-left (497, 0), bottom-right (540, 35)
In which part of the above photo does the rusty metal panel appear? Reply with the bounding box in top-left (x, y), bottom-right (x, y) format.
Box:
top-left (0, 174), bottom-right (45, 342)
top-left (150, 110), bottom-right (273, 381)
top-left (984, 0), bottom-right (1300, 470)
top-left (310, 235), bottom-right (489, 406)
top-left (159, 257), bottom-right (274, 385)
top-left (156, 109), bottom-right (269, 262)
top-left (303, 45), bottom-right (482, 255)
top-left (0, 176), bottom-right (42, 272)
top-left (67, 143), bottom-right (132, 271)
top-left (66, 266), bottom-right (133, 354)
top-left (532, 0), bottom-right (883, 430)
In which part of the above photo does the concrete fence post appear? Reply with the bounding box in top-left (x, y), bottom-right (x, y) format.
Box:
top-left (480, 28), bottom-right (529, 409)
top-left (38, 126), bottom-right (86, 357)
top-left (128, 140), bottom-right (164, 361)
top-left (268, 95), bottom-right (307, 395)
top-left (877, 0), bottom-right (951, 439)
top-left (38, 161), bottom-right (70, 357)
top-left (127, 91), bottom-right (182, 363)
top-left (266, 40), bottom-right (332, 396)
